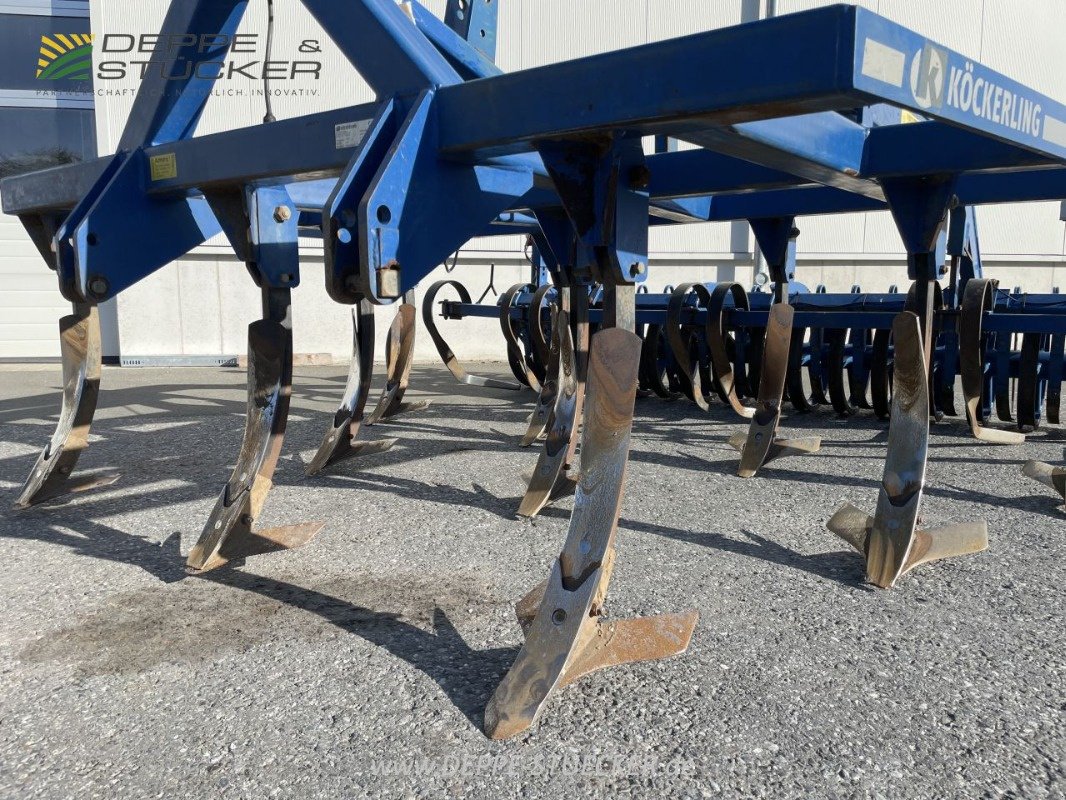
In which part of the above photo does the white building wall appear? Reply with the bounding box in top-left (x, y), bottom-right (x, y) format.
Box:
top-left (59, 0), bottom-right (1066, 362)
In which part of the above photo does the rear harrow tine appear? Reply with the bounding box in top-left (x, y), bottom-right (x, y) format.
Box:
top-left (500, 283), bottom-right (542, 392)
top-left (959, 279), bottom-right (1024, 444)
top-left (665, 284), bottom-right (710, 410)
top-left (827, 312), bottom-right (986, 589)
top-left (707, 283), bottom-right (755, 419)
top-left (517, 288), bottom-right (587, 518)
top-left (869, 328), bottom-right (893, 421)
top-left (529, 284), bottom-right (556, 372)
top-left (366, 300), bottom-right (431, 425)
top-left (826, 328), bottom-right (857, 417)
top-left (187, 288), bottom-right (323, 573)
top-left (993, 332), bottom-right (1014, 422)
top-left (1045, 334), bottom-right (1064, 425)
top-left (732, 303), bottom-right (820, 478)
top-left (14, 304), bottom-right (118, 508)
top-left (1016, 332), bottom-right (1042, 432)
top-left (520, 305), bottom-right (566, 447)
top-left (786, 326), bottom-right (815, 412)
top-left (639, 324), bottom-right (677, 399)
top-left (486, 327), bottom-right (697, 740)
top-left (847, 328), bottom-right (874, 409)
top-left (806, 328), bottom-right (830, 406)
top-left (307, 301), bottom-right (398, 476)
top-left (422, 280), bottom-right (523, 391)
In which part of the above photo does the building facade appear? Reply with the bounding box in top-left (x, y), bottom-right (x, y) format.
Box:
top-left (2, 0), bottom-right (1066, 362)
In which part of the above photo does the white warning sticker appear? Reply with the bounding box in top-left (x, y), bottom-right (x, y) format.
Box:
top-left (335, 119), bottom-right (371, 150)
top-left (861, 38), bottom-right (906, 89)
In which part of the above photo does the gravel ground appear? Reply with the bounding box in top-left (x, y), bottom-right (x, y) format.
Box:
top-left (0, 362), bottom-right (1063, 799)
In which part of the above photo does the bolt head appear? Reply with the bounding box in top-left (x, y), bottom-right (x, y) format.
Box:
top-left (273, 205), bottom-right (292, 223)
top-left (630, 262), bottom-right (647, 278)
top-left (88, 276), bottom-right (110, 297)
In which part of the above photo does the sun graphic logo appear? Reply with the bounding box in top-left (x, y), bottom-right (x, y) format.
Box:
top-left (36, 34), bottom-right (93, 81)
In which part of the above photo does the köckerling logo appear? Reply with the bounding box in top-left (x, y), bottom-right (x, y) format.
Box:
top-left (37, 34), bottom-right (94, 81)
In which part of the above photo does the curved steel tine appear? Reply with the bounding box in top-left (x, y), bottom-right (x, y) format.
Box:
top-left (960, 280), bottom-right (1025, 444)
top-left (736, 303), bottom-right (820, 478)
top-left (847, 328), bottom-right (874, 409)
top-left (706, 283), bottom-right (755, 419)
top-left (826, 329), bottom-right (857, 417)
top-left (520, 305), bottom-right (565, 447)
top-left (366, 301), bottom-right (430, 425)
top-left (14, 304), bottom-right (118, 508)
top-left (806, 328), bottom-right (831, 406)
top-left (486, 327), bottom-right (696, 740)
top-left (1022, 459), bottom-right (1066, 502)
top-left (187, 289), bottom-right (323, 573)
top-left (422, 280), bottom-right (523, 391)
top-left (869, 327), bottom-right (893, 421)
top-left (306, 301), bottom-right (398, 476)
top-left (1016, 332), bottom-right (1041, 432)
top-left (786, 326), bottom-right (815, 412)
top-left (829, 315), bottom-right (986, 588)
top-left (529, 284), bottom-right (556, 372)
top-left (499, 283), bottom-right (542, 392)
top-left (639, 324), bottom-right (678, 399)
top-left (518, 288), bottom-right (588, 518)
top-left (1046, 334), bottom-right (1064, 425)
top-left (664, 284), bottom-right (707, 409)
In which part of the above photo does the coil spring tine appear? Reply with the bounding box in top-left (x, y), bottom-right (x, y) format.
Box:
top-left (993, 331), bottom-right (1014, 422)
top-left (826, 329), bottom-right (856, 416)
top-left (870, 327), bottom-right (893, 420)
top-left (1046, 333), bottom-right (1064, 425)
top-left (1017, 332), bottom-right (1042, 432)
top-left (786, 326), bottom-right (814, 412)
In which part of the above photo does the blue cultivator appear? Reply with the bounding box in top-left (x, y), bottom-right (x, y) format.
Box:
top-left (6, 0), bottom-right (1066, 738)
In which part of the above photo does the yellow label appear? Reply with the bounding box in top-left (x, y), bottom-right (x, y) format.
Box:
top-left (149, 153), bottom-right (177, 181)
top-left (900, 109), bottom-right (923, 125)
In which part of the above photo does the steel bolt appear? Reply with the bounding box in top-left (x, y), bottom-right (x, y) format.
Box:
top-left (88, 276), bottom-right (110, 298)
top-left (630, 262), bottom-right (647, 278)
top-left (273, 205), bottom-right (292, 223)
top-left (551, 609), bottom-right (567, 625)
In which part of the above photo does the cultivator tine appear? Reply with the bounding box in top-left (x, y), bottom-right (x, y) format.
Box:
top-left (1022, 459), bottom-right (1066, 502)
top-left (14, 304), bottom-right (118, 509)
top-left (734, 303), bottom-right (820, 477)
top-left (367, 299), bottom-right (430, 425)
top-left (960, 279), bottom-right (1024, 444)
top-left (187, 289), bottom-right (323, 573)
top-left (423, 280), bottom-right (522, 390)
top-left (707, 283), bottom-right (755, 420)
top-left (486, 328), bottom-right (697, 740)
top-left (828, 312), bottom-right (986, 589)
top-left (666, 284), bottom-right (712, 410)
top-left (518, 289), bottom-right (587, 518)
top-left (307, 301), bottom-right (398, 476)
top-left (520, 305), bottom-right (565, 447)
top-left (501, 283), bottom-right (543, 392)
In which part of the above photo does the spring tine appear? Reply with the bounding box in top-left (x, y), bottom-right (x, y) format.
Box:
top-left (993, 331), bottom-right (1014, 422)
top-left (520, 305), bottom-right (566, 447)
top-left (422, 280), bottom-right (523, 390)
top-left (806, 328), bottom-right (830, 405)
top-left (870, 327), bottom-right (893, 421)
top-left (826, 328), bottom-right (857, 417)
top-left (786, 326), bottom-right (815, 412)
top-left (665, 284), bottom-right (709, 410)
top-left (367, 301), bottom-right (430, 425)
top-left (960, 279), bottom-right (1024, 444)
top-left (307, 301), bottom-right (398, 476)
top-left (735, 303), bottom-right (820, 477)
top-left (14, 304), bottom-right (118, 508)
top-left (499, 283), bottom-right (542, 392)
top-left (1016, 332), bottom-right (1042, 432)
top-left (517, 288), bottom-right (587, 517)
top-left (1046, 334), bottom-right (1064, 425)
top-left (706, 283), bottom-right (755, 419)
top-left (187, 288), bottom-right (323, 573)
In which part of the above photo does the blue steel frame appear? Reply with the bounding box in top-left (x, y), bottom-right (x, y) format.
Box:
top-left (4, 1), bottom-right (1066, 316)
